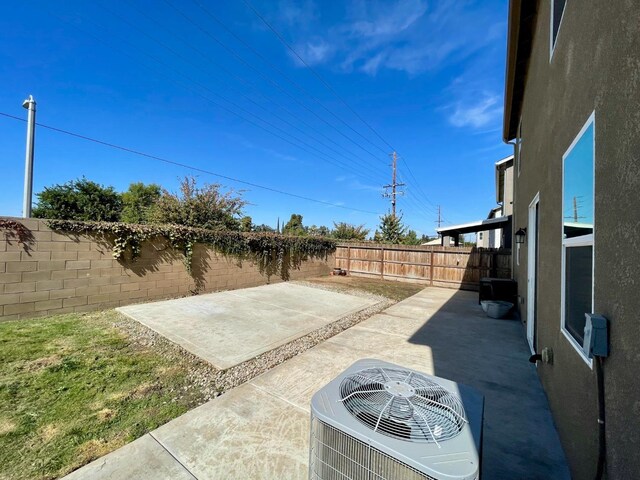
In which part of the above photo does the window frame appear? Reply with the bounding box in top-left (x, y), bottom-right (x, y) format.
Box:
top-left (550, 0), bottom-right (567, 61)
top-left (560, 111), bottom-right (595, 367)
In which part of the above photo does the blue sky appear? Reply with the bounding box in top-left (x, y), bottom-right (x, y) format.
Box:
top-left (0, 0), bottom-right (511, 236)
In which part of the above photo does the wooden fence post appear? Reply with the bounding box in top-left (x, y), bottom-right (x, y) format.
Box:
top-left (380, 247), bottom-right (385, 279)
top-left (490, 251), bottom-right (497, 278)
top-left (346, 246), bottom-right (351, 274)
top-left (430, 250), bottom-right (434, 286)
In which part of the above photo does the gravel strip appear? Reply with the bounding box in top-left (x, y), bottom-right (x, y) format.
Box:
top-left (112, 282), bottom-right (394, 403)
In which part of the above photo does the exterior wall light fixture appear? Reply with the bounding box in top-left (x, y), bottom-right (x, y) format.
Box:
top-left (515, 227), bottom-right (527, 244)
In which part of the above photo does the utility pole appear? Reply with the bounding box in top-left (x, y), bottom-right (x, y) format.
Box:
top-left (382, 151), bottom-right (405, 216)
top-left (22, 95), bottom-right (36, 218)
top-left (435, 205), bottom-right (443, 229)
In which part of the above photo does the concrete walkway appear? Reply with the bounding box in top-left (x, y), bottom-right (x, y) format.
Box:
top-left (66, 287), bottom-right (570, 480)
top-left (117, 283), bottom-right (377, 369)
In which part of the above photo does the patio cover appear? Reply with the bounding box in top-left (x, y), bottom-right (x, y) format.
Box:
top-left (436, 215), bottom-right (511, 246)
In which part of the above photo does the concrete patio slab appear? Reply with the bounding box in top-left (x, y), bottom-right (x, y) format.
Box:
top-left (117, 283), bottom-right (377, 369)
top-left (62, 434), bottom-right (195, 480)
top-left (152, 383), bottom-right (309, 479)
top-left (68, 286), bottom-right (570, 480)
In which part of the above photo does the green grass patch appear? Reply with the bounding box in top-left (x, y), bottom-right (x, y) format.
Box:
top-left (0, 310), bottom-right (207, 480)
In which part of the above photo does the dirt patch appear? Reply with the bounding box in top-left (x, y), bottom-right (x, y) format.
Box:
top-left (22, 355), bottom-right (62, 373)
top-left (300, 276), bottom-right (424, 302)
top-left (0, 418), bottom-right (17, 436)
top-left (129, 382), bottom-right (162, 400)
top-left (71, 435), bottom-right (127, 471)
top-left (96, 409), bottom-right (117, 422)
top-left (39, 424), bottom-right (60, 443)
top-left (155, 365), bottom-right (182, 377)
top-left (106, 392), bottom-right (128, 402)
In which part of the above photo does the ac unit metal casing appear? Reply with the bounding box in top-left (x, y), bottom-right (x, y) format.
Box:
top-left (310, 359), bottom-right (483, 480)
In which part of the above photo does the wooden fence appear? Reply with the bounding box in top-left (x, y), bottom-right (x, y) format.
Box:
top-left (335, 243), bottom-right (511, 291)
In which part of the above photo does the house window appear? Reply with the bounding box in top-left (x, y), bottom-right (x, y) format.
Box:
top-left (551, 0), bottom-right (567, 57)
top-left (561, 112), bottom-right (595, 361)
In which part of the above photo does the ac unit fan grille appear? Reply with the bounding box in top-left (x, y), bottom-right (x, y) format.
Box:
top-left (310, 417), bottom-right (436, 480)
top-left (339, 367), bottom-right (467, 443)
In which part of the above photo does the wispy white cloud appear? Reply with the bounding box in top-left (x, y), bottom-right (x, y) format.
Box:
top-left (292, 39), bottom-right (333, 66)
top-left (223, 132), bottom-right (302, 163)
top-left (275, 0), bottom-right (318, 27)
top-left (448, 94), bottom-right (502, 129)
top-left (271, 0), bottom-right (499, 76)
top-left (335, 174), bottom-right (381, 193)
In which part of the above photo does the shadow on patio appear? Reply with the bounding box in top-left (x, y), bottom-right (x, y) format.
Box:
top-left (404, 289), bottom-right (570, 479)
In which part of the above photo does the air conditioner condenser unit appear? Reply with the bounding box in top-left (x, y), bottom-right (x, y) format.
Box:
top-left (310, 358), bottom-right (483, 480)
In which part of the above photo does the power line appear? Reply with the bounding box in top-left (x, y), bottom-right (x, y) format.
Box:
top-left (96, 1), bottom-right (386, 185)
top-left (241, 0), bottom-right (440, 212)
top-left (45, 5), bottom-right (386, 186)
top-left (396, 171), bottom-right (438, 216)
top-left (161, 0), bottom-right (389, 168)
top-left (241, 0), bottom-right (393, 155)
top-left (0, 111), bottom-right (381, 216)
top-left (117, 0), bottom-right (390, 183)
top-left (397, 156), bottom-right (439, 211)
top-left (192, 0), bottom-right (390, 166)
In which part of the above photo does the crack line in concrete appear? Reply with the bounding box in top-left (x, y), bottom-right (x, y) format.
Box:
top-left (148, 433), bottom-right (199, 480)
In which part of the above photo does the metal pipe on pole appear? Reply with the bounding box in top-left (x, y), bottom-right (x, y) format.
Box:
top-left (22, 95), bottom-right (36, 218)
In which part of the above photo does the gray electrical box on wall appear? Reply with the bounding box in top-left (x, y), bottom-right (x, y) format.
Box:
top-left (583, 314), bottom-right (609, 358)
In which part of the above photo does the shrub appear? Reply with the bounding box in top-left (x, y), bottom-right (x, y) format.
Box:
top-left (33, 178), bottom-right (122, 222)
top-left (149, 176), bottom-right (246, 231)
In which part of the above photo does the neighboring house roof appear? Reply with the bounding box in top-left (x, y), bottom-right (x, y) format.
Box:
top-left (436, 216), bottom-right (511, 236)
top-left (487, 206), bottom-right (503, 219)
top-left (503, 0), bottom-right (539, 142)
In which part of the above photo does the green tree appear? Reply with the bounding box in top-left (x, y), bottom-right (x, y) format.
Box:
top-left (33, 178), bottom-right (122, 221)
top-left (149, 176), bottom-right (246, 231)
top-left (308, 225), bottom-right (331, 237)
top-left (420, 234), bottom-right (436, 244)
top-left (376, 213), bottom-right (407, 244)
top-left (253, 224), bottom-right (275, 233)
top-left (240, 216), bottom-right (253, 232)
top-left (121, 182), bottom-right (161, 224)
top-left (402, 230), bottom-right (422, 245)
top-left (332, 222), bottom-right (370, 241)
top-left (282, 214), bottom-right (306, 236)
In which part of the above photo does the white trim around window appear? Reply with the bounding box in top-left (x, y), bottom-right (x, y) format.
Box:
top-left (560, 111), bottom-right (595, 367)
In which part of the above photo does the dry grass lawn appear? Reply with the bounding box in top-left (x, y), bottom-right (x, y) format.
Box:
top-left (305, 275), bottom-right (425, 302)
top-left (0, 310), bottom-right (211, 480)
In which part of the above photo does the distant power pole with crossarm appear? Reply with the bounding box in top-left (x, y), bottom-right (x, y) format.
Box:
top-left (382, 151), bottom-right (405, 216)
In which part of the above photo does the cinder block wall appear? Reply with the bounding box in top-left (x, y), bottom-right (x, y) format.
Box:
top-left (0, 218), bottom-right (334, 321)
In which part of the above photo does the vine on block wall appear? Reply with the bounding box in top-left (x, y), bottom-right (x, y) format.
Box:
top-left (0, 219), bottom-right (34, 250)
top-left (45, 220), bottom-right (336, 280)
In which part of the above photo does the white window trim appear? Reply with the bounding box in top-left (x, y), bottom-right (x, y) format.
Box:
top-left (560, 111), bottom-right (595, 368)
top-left (549, 0), bottom-right (567, 61)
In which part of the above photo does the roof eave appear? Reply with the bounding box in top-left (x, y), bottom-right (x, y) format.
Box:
top-left (503, 0), bottom-right (539, 142)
